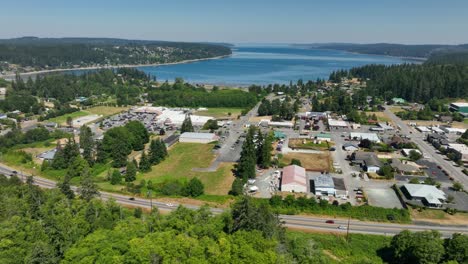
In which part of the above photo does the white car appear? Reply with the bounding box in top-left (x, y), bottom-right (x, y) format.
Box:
top-left (337, 225), bottom-right (347, 230)
top-left (166, 203), bottom-right (175, 207)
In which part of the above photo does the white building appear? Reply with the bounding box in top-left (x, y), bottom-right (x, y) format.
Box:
top-left (416, 126), bottom-right (431, 133)
top-left (313, 174), bottom-right (336, 196)
top-left (281, 165), bottom-right (307, 193)
top-left (179, 132), bottom-right (219, 144)
top-left (440, 127), bottom-right (467, 135)
top-left (328, 119), bottom-right (348, 128)
top-left (447, 143), bottom-right (468, 165)
top-left (402, 184), bottom-right (446, 208)
top-left (342, 142), bottom-right (359, 152)
top-left (350, 132), bottom-right (381, 143)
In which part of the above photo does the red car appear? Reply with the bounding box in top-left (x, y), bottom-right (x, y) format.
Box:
top-left (325, 220), bottom-right (335, 224)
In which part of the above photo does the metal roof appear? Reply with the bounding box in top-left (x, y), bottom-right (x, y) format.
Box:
top-left (180, 132), bottom-right (217, 140)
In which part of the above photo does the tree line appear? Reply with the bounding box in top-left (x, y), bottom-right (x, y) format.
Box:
top-left (329, 64), bottom-right (468, 103)
top-left (257, 96), bottom-right (299, 121)
top-left (147, 79), bottom-right (259, 108)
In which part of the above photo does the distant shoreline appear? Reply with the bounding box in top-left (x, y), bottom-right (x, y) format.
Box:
top-left (0, 55), bottom-right (230, 80)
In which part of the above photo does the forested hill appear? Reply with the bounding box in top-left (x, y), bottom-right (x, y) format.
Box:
top-left (425, 50), bottom-right (468, 65)
top-left (329, 64), bottom-right (468, 103)
top-left (0, 37), bottom-right (232, 73)
top-left (298, 43), bottom-right (468, 59)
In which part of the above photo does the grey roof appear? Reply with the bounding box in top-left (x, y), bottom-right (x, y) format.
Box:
top-left (343, 142), bottom-right (358, 148)
top-left (38, 149), bottom-right (57, 160)
top-left (180, 132), bottom-right (217, 140)
top-left (364, 154), bottom-right (383, 167)
top-left (314, 174), bottom-right (335, 188)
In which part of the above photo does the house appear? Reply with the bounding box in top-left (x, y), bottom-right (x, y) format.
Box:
top-left (388, 135), bottom-right (410, 148)
top-left (391, 97), bottom-right (406, 104)
top-left (315, 133), bottom-right (332, 142)
top-left (391, 159), bottom-right (420, 174)
top-left (312, 173), bottom-right (336, 196)
top-left (75, 96), bottom-right (88, 103)
top-left (449, 102), bottom-right (468, 117)
top-left (179, 132), bottom-right (219, 144)
top-left (350, 132), bottom-right (380, 143)
top-left (351, 151), bottom-right (382, 172)
top-left (281, 165), bottom-right (307, 193)
top-left (401, 184), bottom-right (446, 208)
top-left (363, 154), bottom-right (383, 173)
top-left (342, 142), bottom-right (359, 152)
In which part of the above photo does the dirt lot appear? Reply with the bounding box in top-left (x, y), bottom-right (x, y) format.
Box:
top-left (410, 208), bottom-right (468, 225)
top-left (281, 152), bottom-right (331, 171)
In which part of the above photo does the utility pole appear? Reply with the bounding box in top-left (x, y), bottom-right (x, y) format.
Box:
top-left (147, 190), bottom-right (153, 210)
top-left (346, 216), bottom-right (351, 243)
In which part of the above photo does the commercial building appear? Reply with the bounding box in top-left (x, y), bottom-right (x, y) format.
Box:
top-left (401, 184), bottom-right (446, 208)
top-left (440, 126), bottom-right (467, 135)
top-left (281, 165), bottom-right (307, 193)
top-left (350, 132), bottom-right (380, 143)
top-left (312, 173), bottom-right (336, 196)
top-left (449, 102), bottom-right (468, 116)
top-left (447, 143), bottom-right (468, 165)
top-left (327, 119), bottom-right (348, 128)
top-left (416, 126), bottom-right (431, 133)
top-left (179, 132), bottom-right (219, 144)
top-left (315, 133), bottom-right (332, 142)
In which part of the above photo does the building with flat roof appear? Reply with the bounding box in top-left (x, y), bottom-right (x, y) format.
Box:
top-left (315, 133), bottom-right (332, 142)
top-left (281, 165), bottom-right (307, 193)
top-left (342, 142), bottom-right (359, 152)
top-left (312, 173), bottom-right (336, 196)
top-left (447, 143), bottom-right (468, 165)
top-left (350, 132), bottom-right (380, 143)
top-left (179, 132), bottom-right (218, 144)
top-left (449, 102), bottom-right (468, 115)
top-left (327, 119), bottom-right (348, 128)
top-left (37, 149), bottom-right (58, 161)
top-left (401, 184), bottom-right (446, 208)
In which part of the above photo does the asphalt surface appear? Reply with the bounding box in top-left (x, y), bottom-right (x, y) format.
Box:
top-left (1, 163), bottom-right (466, 237)
top-left (384, 108), bottom-right (468, 188)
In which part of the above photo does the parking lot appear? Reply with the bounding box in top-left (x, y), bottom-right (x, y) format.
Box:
top-left (416, 159), bottom-right (452, 183)
top-left (365, 188), bottom-right (403, 209)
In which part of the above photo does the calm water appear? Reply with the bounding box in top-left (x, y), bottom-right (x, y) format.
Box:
top-left (137, 44), bottom-right (416, 86)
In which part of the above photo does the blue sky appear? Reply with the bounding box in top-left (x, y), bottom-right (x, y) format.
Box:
top-left (1, 0), bottom-right (467, 44)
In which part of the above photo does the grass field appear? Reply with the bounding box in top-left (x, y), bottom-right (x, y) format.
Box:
top-left (195, 107), bottom-right (244, 119)
top-left (85, 106), bottom-right (130, 116)
top-left (410, 207), bottom-right (468, 225)
top-left (280, 152), bottom-right (331, 171)
top-left (48, 111), bottom-right (90, 125)
top-left (98, 143), bottom-right (235, 195)
top-left (364, 111), bottom-right (392, 123)
top-left (288, 138), bottom-right (332, 150)
top-left (288, 232), bottom-right (392, 263)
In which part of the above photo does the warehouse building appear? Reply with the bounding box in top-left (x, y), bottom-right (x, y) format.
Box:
top-left (401, 184), bottom-right (446, 208)
top-left (179, 132), bottom-right (219, 144)
top-left (280, 165), bottom-right (307, 193)
top-left (449, 102), bottom-right (468, 117)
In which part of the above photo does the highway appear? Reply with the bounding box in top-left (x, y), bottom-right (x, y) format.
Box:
top-left (384, 108), bottom-right (468, 188)
top-left (1, 163), bottom-right (466, 238)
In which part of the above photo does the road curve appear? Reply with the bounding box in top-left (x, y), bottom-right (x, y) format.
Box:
top-left (0, 163), bottom-right (466, 237)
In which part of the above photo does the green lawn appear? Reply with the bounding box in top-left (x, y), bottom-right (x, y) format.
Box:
top-left (85, 106), bottom-right (130, 117)
top-left (288, 232), bottom-right (392, 264)
top-left (195, 107), bottom-right (244, 119)
top-left (48, 111), bottom-right (90, 125)
top-left (97, 143), bottom-right (235, 196)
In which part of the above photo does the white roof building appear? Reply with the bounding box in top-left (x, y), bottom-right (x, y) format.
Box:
top-left (378, 122), bottom-right (393, 130)
top-left (328, 119), bottom-right (348, 127)
top-left (350, 132), bottom-right (381, 143)
top-left (402, 184), bottom-right (446, 207)
top-left (179, 132), bottom-right (219, 144)
top-left (416, 126), bottom-right (431, 133)
top-left (440, 127), bottom-right (467, 134)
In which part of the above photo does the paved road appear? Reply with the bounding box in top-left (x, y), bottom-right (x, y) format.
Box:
top-left (384, 108), bottom-right (468, 188)
top-left (1, 163), bottom-right (466, 237)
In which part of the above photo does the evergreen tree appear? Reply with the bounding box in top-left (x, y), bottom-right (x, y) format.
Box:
top-left (57, 175), bottom-right (75, 199)
top-left (237, 126), bottom-right (257, 180)
top-left (125, 161), bottom-right (137, 182)
top-left (110, 170), bottom-right (122, 185)
top-left (79, 125), bottom-right (94, 165)
top-left (139, 151), bottom-right (151, 172)
top-left (184, 178), bottom-right (204, 197)
top-left (78, 167), bottom-right (99, 201)
top-left (181, 115), bottom-right (194, 133)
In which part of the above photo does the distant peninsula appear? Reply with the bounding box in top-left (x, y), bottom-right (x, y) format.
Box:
top-left (0, 37), bottom-right (232, 76)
